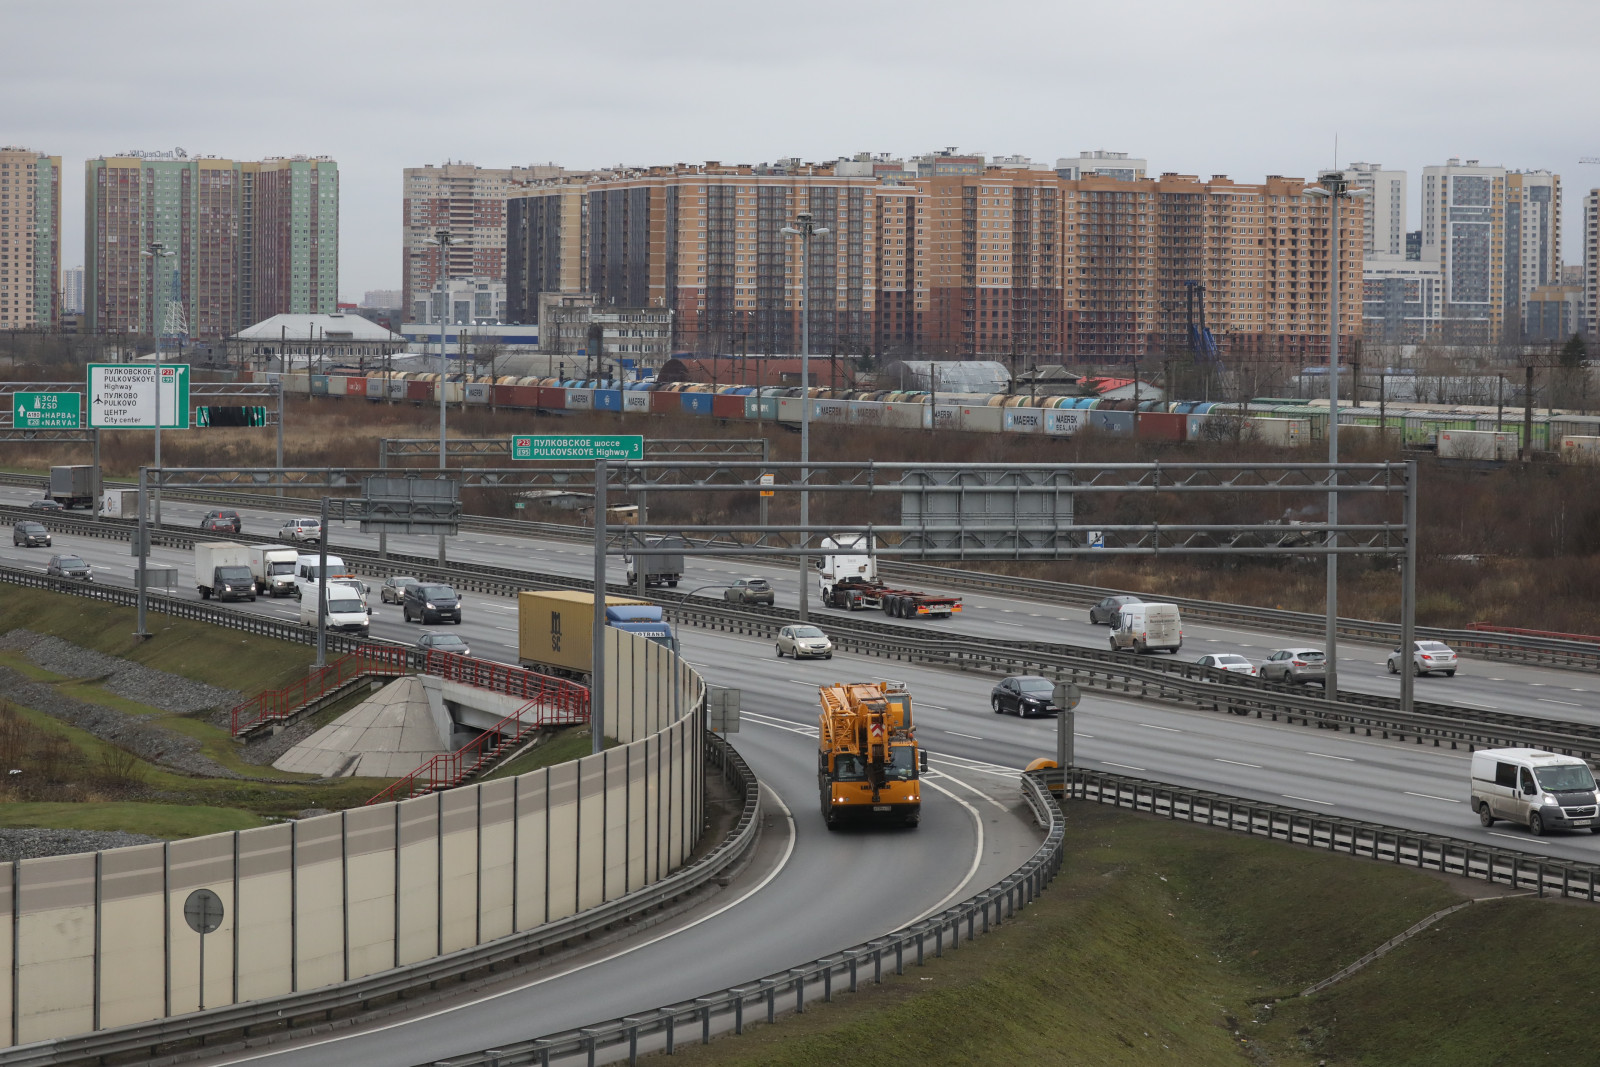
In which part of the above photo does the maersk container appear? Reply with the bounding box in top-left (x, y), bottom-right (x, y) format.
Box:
top-left (811, 399), bottom-right (850, 424)
top-left (1044, 410), bottom-right (1084, 437)
top-left (624, 391), bottom-right (652, 413)
top-left (711, 394), bottom-right (744, 419)
top-left (1003, 408), bottom-right (1045, 434)
top-left (680, 392), bottom-right (713, 416)
top-left (565, 388), bottom-right (594, 410)
top-left (850, 401), bottom-right (889, 427)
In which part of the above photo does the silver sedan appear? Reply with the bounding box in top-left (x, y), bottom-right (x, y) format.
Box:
top-left (776, 624), bottom-right (834, 659)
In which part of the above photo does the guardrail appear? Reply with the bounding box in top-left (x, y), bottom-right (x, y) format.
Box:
top-left (421, 773), bottom-right (1065, 1067)
top-left (1042, 766), bottom-right (1600, 903)
top-left (0, 733), bottom-right (760, 1067)
top-left (7, 473), bottom-right (1598, 673)
top-left (9, 502), bottom-right (1600, 758)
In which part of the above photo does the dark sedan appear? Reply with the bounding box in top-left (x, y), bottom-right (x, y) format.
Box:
top-left (1089, 595), bottom-right (1141, 625)
top-left (991, 675), bottom-right (1061, 718)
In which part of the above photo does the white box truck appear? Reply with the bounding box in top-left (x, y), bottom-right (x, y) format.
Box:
top-left (248, 545), bottom-right (301, 597)
top-left (194, 541), bottom-right (256, 601)
top-left (99, 489), bottom-right (143, 519)
top-left (1470, 748), bottom-right (1600, 836)
top-left (1109, 602), bottom-right (1183, 654)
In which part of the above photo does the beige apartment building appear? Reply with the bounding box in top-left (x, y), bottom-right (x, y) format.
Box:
top-left (0, 146), bottom-right (61, 330)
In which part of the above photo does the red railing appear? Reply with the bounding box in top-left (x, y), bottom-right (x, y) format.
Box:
top-left (230, 645), bottom-right (411, 735)
top-left (1465, 622), bottom-right (1600, 646)
top-left (366, 659), bottom-right (589, 804)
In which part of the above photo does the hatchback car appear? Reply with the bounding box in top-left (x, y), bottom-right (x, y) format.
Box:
top-left (46, 554), bottom-right (92, 580)
top-left (381, 575), bottom-right (419, 605)
top-left (1388, 640), bottom-right (1458, 677)
top-left (1195, 653), bottom-right (1256, 676)
top-left (1260, 648), bottom-right (1327, 686)
top-left (775, 624), bottom-right (834, 659)
top-left (724, 578), bottom-right (775, 606)
top-left (278, 517), bottom-right (322, 543)
top-left (1089, 595), bottom-right (1141, 625)
top-left (201, 509), bottom-right (241, 533)
top-left (417, 631), bottom-right (471, 657)
top-left (403, 582), bottom-right (461, 624)
top-left (991, 675), bottom-right (1060, 718)
top-left (28, 499), bottom-right (64, 512)
top-left (12, 521), bottom-right (51, 547)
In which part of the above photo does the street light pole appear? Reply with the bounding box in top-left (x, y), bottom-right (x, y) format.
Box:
top-left (142, 241), bottom-right (173, 528)
top-left (1308, 172), bottom-right (1366, 700)
top-left (431, 229), bottom-right (452, 565)
top-left (781, 211), bottom-right (829, 622)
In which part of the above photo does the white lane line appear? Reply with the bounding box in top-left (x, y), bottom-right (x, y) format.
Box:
top-left (919, 704), bottom-right (949, 711)
top-left (1451, 699), bottom-right (1500, 708)
top-left (931, 766), bottom-right (1015, 814)
top-left (1489, 678), bottom-right (1506, 681)
top-left (223, 781), bottom-right (800, 1063)
top-left (1530, 683), bottom-right (1547, 687)
top-left (1306, 752), bottom-right (1355, 761)
top-left (1404, 791), bottom-right (1461, 804)
top-left (1489, 832), bottom-right (1528, 842)
top-left (1215, 759), bottom-right (1261, 768)
top-left (907, 778), bottom-right (985, 925)
top-left (1282, 794), bottom-right (1335, 806)
top-left (1139, 723), bottom-right (1181, 733)
top-left (492, 626), bottom-right (516, 633)
top-left (1539, 698), bottom-right (1583, 707)
top-left (945, 730), bottom-right (984, 740)
top-left (1101, 761), bottom-right (1146, 772)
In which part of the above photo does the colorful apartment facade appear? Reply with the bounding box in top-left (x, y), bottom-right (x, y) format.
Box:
top-left (0, 146), bottom-right (61, 330)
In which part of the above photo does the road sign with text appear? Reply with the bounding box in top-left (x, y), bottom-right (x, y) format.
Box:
top-left (12, 392), bottom-right (82, 430)
top-left (510, 435), bottom-right (644, 461)
top-left (87, 364), bottom-right (190, 429)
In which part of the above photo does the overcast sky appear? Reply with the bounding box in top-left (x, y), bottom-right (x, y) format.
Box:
top-left (8, 0), bottom-right (1598, 302)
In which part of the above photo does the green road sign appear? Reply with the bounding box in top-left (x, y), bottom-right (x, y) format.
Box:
top-left (511, 435), bottom-right (644, 461)
top-left (13, 391), bottom-right (82, 430)
top-left (87, 364), bottom-right (190, 429)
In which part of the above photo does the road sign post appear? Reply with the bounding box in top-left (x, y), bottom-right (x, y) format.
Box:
top-left (87, 364), bottom-right (190, 429)
top-left (1054, 681), bottom-right (1081, 771)
top-left (12, 391), bottom-right (81, 430)
top-left (511, 435), bottom-right (643, 461)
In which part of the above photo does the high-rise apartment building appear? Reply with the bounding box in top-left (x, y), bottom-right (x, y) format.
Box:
top-left (85, 151), bottom-right (338, 339)
top-left (62, 266), bottom-right (83, 315)
top-left (1584, 190), bottom-right (1598, 338)
top-left (1421, 159), bottom-right (1506, 343)
top-left (0, 146), bottom-right (61, 330)
top-left (1055, 152), bottom-right (1147, 182)
top-left (1347, 162), bottom-right (1407, 258)
top-left (505, 182), bottom-right (587, 325)
top-left (402, 162), bottom-right (582, 320)
top-left (1506, 170), bottom-right (1561, 330)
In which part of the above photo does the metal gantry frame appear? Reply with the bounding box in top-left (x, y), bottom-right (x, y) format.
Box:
top-left (136, 459), bottom-right (1423, 743)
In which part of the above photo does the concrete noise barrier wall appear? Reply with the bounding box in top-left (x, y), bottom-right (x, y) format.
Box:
top-left (0, 629), bottom-right (703, 1047)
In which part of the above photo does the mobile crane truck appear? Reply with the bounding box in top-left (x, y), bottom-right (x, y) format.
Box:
top-left (817, 680), bottom-right (928, 829)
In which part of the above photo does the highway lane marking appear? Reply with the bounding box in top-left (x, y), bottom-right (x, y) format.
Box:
top-left (1101, 761), bottom-right (1146, 771)
top-left (928, 766), bottom-right (1015, 813)
top-left (918, 704), bottom-right (949, 711)
top-left (1138, 723), bottom-right (1181, 732)
top-left (1282, 794), bottom-right (1335, 806)
top-left (1215, 759), bottom-right (1261, 768)
top-left (1539, 698), bottom-right (1584, 707)
top-left (945, 731), bottom-right (984, 740)
top-left (1489, 832), bottom-right (1529, 841)
top-left (1489, 678), bottom-right (1506, 681)
top-left (1306, 752), bottom-right (1355, 761)
top-left (1403, 791), bottom-right (1461, 804)
top-left (1450, 699), bottom-right (1500, 708)
top-left (1530, 683), bottom-right (1547, 687)
top-left (906, 778), bottom-right (985, 925)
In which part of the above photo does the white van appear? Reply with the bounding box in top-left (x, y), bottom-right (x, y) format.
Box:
top-left (1108, 602), bottom-right (1183, 654)
top-left (293, 554), bottom-right (351, 601)
top-left (299, 583), bottom-right (370, 635)
top-left (1471, 748), bottom-right (1600, 836)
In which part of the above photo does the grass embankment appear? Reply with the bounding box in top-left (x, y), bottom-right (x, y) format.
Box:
top-left (665, 803), bottom-right (1600, 1067)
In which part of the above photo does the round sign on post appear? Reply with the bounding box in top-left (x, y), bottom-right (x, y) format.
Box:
top-left (184, 888), bottom-right (224, 934)
top-left (1053, 681), bottom-right (1082, 711)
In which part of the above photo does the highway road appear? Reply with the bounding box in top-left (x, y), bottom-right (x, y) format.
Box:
top-left (8, 486), bottom-right (1600, 1063)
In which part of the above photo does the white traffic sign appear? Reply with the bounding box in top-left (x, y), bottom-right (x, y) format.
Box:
top-left (87, 364), bottom-right (190, 429)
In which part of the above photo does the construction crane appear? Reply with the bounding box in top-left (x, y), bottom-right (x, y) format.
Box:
top-left (1184, 281), bottom-right (1220, 365)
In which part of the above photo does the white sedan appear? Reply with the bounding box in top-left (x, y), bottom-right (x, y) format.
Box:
top-left (1387, 640), bottom-right (1458, 677)
top-left (1195, 653), bottom-right (1256, 676)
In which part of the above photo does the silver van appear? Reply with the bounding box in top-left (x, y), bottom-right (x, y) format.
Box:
top-left (1471, 748), bottom-right (1600, 836)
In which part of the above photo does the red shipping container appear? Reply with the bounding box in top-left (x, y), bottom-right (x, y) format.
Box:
top-left (1136, 412), bottom-right (1186, 442)
top-left (537, 386), bottom-right (567, 410)
top-left (711, 394), bottom-right (745, 419)
top-left (649, 391), bottom-right (680, 414)
top-left (346, 377), bottom-right (368, 398)
top-left (406, 380), bottom-right (433, 402)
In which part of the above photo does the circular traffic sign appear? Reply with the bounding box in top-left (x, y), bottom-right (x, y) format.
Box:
top-left (183, 889), bottom-right (225, 935)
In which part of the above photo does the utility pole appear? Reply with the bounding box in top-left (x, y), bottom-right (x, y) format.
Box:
top-left (432, 229), bottom-right (452, 565)
top-left (782, 211), bottom-right (829, 623)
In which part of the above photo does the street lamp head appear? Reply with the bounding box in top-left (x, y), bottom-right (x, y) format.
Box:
top-left (780, 226), bottom-right (801, 237)
top-left (813, 227), bottom-right (830, 237)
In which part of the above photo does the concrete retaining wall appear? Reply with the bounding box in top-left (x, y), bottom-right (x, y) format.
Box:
top-left (0, 629), bottom-right (703, 1047)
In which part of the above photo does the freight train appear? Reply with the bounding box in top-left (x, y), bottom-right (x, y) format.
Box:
top-left (256, 370), bottom-right (1600, 452)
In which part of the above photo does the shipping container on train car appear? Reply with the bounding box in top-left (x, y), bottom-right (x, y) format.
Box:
top-left (326, 375), bottom-right (348, 397)
top-left (644, 390), bottom-right (675, 414)
top-left (624, 388), bottom-right (652, 413)
top-left (346, 376), bottom-right (369, 398)
top-left (1086, 409), bottom-right (1134, 435)
top-left (404, 377), bottom-right (432, 402)
top-left (775, 395), bottom-right (804, 423)
top-left (593, 387), bottom-right (623, 411)
top-left (811, 398), bottom-right (850, 424)
top-left (711, 394), bottom-right (744, 419)
top-left (310, 375), bottom-right (330, 396)
top-left (1241, 417), bottom-right (1310, 446)
top-left (465, 381), bottom-right (491, 404)
top-left (680, 392), bottom-right (713, 416)
top-left (849, 400), bottom-right (889, 427)
top-left (1002, 408), bottom-right (1045, 434)
top-left (1136, 411), bottom-right (1186, 442)
top-left (1043, 409), bottom-right (1084, 437)
top-left (883, 401), bottom-right (924, 429)
top-left (564, 388), bottom-right (593, 410)
top-left (745, 393), bottom-right (778, 421)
